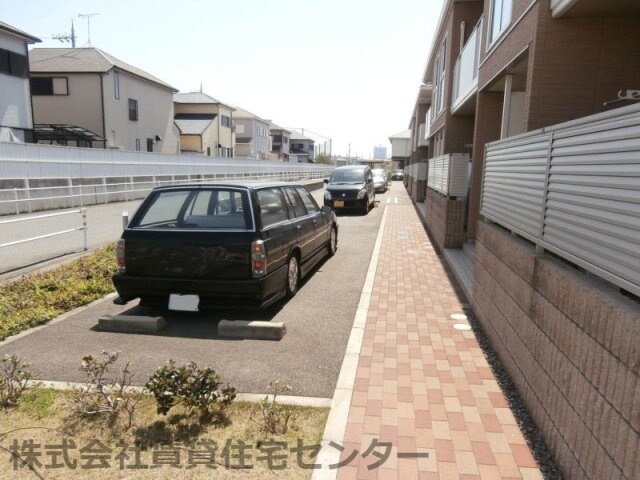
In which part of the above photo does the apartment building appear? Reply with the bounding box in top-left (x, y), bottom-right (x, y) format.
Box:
top-left (0, 21), bottom-right (40, 142)
top-left (174, 92), bottom-right (234, 157)
top-left (29, 48), bottom-right (179, 152)
top-left (409, 1), bottom-right (640, 479)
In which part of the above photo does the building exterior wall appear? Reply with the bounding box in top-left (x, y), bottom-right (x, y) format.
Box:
top-left (102, 69), bottom-right (178, 153)
top-left (390, 138), bottom-right (411, 157)
top-left (0, 32), bottom-right (32, 135)
top-left (424, 188), bottom-right (467, 250)
top-left (473, 221), bottom-right (639, 480)
top-left (179, 135), bottom-right (201, 153)
top-left (31, 73), bottom-right (104, 140)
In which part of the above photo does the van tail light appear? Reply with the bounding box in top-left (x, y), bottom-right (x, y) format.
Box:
top-left (116, 239), bottom-right (126, 272)
top-left (251, 240), bottom-right (267, 277)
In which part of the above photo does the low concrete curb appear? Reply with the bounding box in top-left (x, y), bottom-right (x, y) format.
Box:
top-left (96, 314), bottom-right (167, 334)
top-left (312, 206), bottom-right (388, 479)
top-left (218, 319), bottom-right (286, 340)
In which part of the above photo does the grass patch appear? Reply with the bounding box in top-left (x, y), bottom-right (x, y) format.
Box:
top-left (0, 388), bottom-right (329, 479)
top-left (0, 245), bottom-right (117, 341)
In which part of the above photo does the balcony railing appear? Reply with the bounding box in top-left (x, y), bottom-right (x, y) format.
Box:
top-left (480, 103), bottom-right (640, 297)
top-left (427, 154), bottom-right (470, 197)
top-left (451, 18), bottom-right (482, 112)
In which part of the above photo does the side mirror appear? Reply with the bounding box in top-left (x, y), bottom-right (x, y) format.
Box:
top-left (323, 178), bottom-right (329, 184)
top-left (321, 205), bottom-right (332, 214)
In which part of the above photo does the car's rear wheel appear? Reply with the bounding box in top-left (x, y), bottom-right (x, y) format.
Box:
top-left (327, 226), bottom-right (338, 256)
top-left (362, 195), bottom-right (369, 214)
top-left (286, 254), bottom-right (300, 298)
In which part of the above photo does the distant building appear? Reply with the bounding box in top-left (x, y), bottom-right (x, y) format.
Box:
top-left (289, 130), bottom-right (315, 162)
top-left (269, 123), bottom-right (291, 161)
top-left (0, 21), bottom-right (40, 142)
top-left (29, 47), bottom-right (179, 152)
top-left (232, 107), bottom-right (272, 160)
top-left (174, 92), bottom-right (234, 157)
top-left (388, 129), bottom-right (411, 170)
top-left (373, 145), bottom-right (387, 160)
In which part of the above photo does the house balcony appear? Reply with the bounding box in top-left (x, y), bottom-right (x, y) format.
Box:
top-left (480, 102), bottom-right (640, 297)
top-left (451, 18), bottom-right (482, 114)
top-left (551, 0), bottom-right (640, 18)
top-left (418, 123), bottom-right (429, 147)
top-left (427, 153), bottom-right (470, 198)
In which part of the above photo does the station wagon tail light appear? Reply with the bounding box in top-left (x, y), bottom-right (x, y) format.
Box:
top-left (251, 240), bottom-right (267, 277)
top-left (116, 239), bottom-right (126, 272)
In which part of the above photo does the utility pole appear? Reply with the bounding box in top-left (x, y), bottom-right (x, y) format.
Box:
top-left (52, 19), bottom-right (77, 47)
top-left (78, 13), bottom-right (99, 46)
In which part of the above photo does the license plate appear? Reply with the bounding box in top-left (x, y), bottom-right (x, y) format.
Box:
top-left (334, 200), bottom-right (344, 208)
top-left (168, 294), bottom-right (199, 312)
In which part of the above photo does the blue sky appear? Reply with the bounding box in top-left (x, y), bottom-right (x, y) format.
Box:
top-left (5, 0), bottom-right (444, 157)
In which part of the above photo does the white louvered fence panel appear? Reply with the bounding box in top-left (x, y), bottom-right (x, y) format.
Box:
top-left (481, 103), bottom-right (640, 297)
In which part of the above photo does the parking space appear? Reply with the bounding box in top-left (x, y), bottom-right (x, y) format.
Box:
top-left (0, 187), bottom-right (395, 399)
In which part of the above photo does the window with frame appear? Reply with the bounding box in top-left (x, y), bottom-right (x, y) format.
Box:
top-left (147, 138), bottom-right (153, 152)
top-left (221, 115), bottom-right (231, 128)
top-left (284, 187), bottom-right (307, 218)
top-left (432, 37), bottom-right (447, 116)
top-left (30, 77), bottom-right (68, 95)
top-left (490, 0), bottom-right (513, 45)
top-left (0, 48), bottom-right (28, 78)
top-left (128, 99), bottom-right (138, 121)
top-left (296, 187), bottom-right (319, 213)
top-left (257, 188), bottom-right (288, 227)
top-left (135, 138), bottom-right (141, 151)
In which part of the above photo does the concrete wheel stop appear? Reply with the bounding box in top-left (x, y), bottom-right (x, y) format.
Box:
top-left (96, 314), bottom-right (167, 333)
top-left (218, 320), bottom-right (286, 340)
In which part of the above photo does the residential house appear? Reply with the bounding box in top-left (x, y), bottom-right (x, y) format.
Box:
top-left (174, 92), bottom-right (234, 157)
top-left (269, 123), bottom-right (291, 161)
top-left (289, 130), bottom-right (315, 162)
top-left (388, 129), bottom-right (411, 170)
top-left (29, 48), bottom-right (179, 152)
top-left (409, 1), bottom-right (640, 479)
top-left (232, 107), bottom-right (272, 159)
top-left (0, 21), bottom-right (40, 142)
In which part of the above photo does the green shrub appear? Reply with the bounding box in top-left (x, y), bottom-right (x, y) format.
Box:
top-left (146, 361), bottom-right (236, 422)
top-left (0, 245), bottom-right (117, 340)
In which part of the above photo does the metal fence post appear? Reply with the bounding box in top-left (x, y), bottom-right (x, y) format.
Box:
top-left (122, 211), bottom-right (129, 230)
top-left (14, 188), bottom-right (19, 215)
top-left (81, 208), bottom-right (88, 251)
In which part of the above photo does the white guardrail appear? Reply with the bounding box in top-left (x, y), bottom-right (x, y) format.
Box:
top-left (481, 103), bottom-right (640, 297)
top-left (0, 208), bottom-right (87, 252)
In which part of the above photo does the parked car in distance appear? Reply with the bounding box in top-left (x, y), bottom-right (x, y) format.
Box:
top-left (371, 168), bottom-right (387, 193)
top-left (112, 182), bottom-right (338, 310)
top-left (323, 165), bottom-right (375, 214)
top-left (391, 169), bottom-right (404, 180)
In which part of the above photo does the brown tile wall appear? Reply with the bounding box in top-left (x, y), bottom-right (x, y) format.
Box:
top-left (473, 221), bottom-right (639, 480)
top-left (424, 188), bottom-right (467, 250)
top-left (527, 14), bottom-right (640, 130)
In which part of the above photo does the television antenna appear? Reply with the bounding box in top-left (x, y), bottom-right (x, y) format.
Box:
top-left (78, 13), bottom-right (99, 46)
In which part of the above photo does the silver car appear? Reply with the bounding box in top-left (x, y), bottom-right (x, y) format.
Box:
top-left (372, 168), bottom-right (387, 193)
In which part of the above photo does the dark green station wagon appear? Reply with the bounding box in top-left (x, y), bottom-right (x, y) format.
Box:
top-left (112, 182), bottom-right (338, 310)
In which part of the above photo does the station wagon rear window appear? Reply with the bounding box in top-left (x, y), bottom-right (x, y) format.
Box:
top-left (132, 188), bottom-right (252, 230)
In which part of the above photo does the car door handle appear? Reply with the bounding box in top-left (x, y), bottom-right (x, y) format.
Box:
top-left (296, 225), bottom-right (302, 230)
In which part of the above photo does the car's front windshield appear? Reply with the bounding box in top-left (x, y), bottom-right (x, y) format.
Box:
top-left (329, 169), bottom-right (365, 184)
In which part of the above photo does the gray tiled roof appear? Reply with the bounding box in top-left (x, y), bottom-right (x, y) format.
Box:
top-left (289, 130), bottom-right (314, 141)
top-left (174, 92), bottom-right (220, 104)
top-left (0, 21), bottom-right (40, 43)
top-left (29, 48), bottom-right (176, 91)
top-left (233, 107), bottom-right (270, 123)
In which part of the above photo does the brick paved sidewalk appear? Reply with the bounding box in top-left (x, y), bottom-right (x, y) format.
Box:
top-left (336, 185), bottom-right (542, 479)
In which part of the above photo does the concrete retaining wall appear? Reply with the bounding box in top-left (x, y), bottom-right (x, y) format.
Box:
top-left (473, 221), bottom-right (639, 480)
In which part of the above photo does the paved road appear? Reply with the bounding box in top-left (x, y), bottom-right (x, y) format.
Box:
top-left (0, 184), bottom-right (406, 398)
top-left (0, 200), bottom-right (142, 278)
